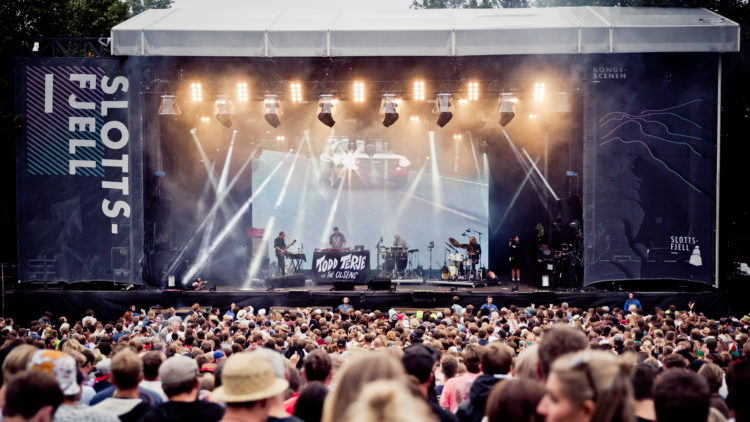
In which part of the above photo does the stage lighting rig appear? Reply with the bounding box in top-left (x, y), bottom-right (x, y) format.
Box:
top-left (215, 95), bottom-right (233, 128)
top-left (413, 80), bottom-right (425, 101)
top-left (158, 95), bottom-right (181, 116)
top-left (381, 94), bottom-right (399, 127)
top-left (435, 93), bottom-right (453, 128)
top-left (237, 82), bottom-right (249, 102)
top-left (468, 81), bottom-right (479, 101)
top-left (190, 82), bottom-right (202, 102)
top-left (290, 82), bottom-right (303, 103)
top-left (348, 139), bottom-right (358, 153)
top-left (263, 94), bottom-right (281, 128)
top-left (499, 93), bottom-right (516, 127)
top-left (353, 81), bottom-right (365, 103)
top-left (318, 94), bottom-right (336, 127)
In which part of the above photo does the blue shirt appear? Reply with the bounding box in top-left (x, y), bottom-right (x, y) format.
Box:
top-left (338, 304), bottom-right (353, 313)
top-left (624, 298), bottom-right (642, 310)
top-left (480, 303), bottom-right (499, 314)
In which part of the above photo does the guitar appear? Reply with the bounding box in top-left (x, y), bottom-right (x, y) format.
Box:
top-left (276, 239), bottom-right (297, 256)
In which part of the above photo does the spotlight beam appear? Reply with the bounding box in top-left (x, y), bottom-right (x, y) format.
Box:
top-left (319, 167), bottom-right (347, 246)
top-left (197, 131), bottom-right (237, 261)
top-left (501, 129), bottom-right (553, 213)
top-left (183, 154), bottom-right (289, 284)
top-left (164, 144), bottom-right (260, 278)
top-left (522, 147), bottom-right (559, 201)
top-left (467, 132), bottom-right (489, 211)
top-left (274, 135), bottom-right (305, 209)
top-left (428, 131), bottom-right (442, 211)
top-left (496, 156), bottom-right (540, 233)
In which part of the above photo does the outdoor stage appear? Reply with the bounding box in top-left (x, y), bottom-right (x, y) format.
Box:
top-left (5, 281), bottom-right (729, 323)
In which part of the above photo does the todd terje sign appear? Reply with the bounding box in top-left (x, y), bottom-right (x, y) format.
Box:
top-left (17, 59), bottom-right (136, 283)
top-left (312, 250), bottom-right (371, 284)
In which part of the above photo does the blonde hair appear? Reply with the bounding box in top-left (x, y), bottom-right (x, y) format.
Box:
top-left (321, 352), bottom-right (407, 422)
top-left (1, 345), bottom-right (38, 381)
top-left (345, 380), bottom-right (434, 422)
top-left (550, 350), bottom-right (636, 422)
top-left (514, 344), bottom-right (540, 379)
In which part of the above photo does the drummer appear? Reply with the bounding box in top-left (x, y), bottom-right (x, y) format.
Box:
top-left (393, 233), bottom-right (407, 248)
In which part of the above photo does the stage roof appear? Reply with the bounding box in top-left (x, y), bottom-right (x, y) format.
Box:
top-left (112, 4), bottom-right (740, 57)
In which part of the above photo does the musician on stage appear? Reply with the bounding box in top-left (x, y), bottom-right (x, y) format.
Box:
top-left (274, 231), bottom-right (288, 275)
top-left (393, 233), bottom-right (407, 248)
top-left (509, 235), bottom-right (521, 283)
top-left (468, 236), bottom-right (481, 278)
top-left (329, 227), bottom-right (347, 249)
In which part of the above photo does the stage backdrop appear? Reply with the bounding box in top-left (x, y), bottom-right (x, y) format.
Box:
top-left (15, 57), bottom-right (143, 284)
top-left (583, 54), bottom-right (718, 286)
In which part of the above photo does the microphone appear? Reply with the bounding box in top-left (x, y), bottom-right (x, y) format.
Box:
top-left (380, 236), bottom-right (383, 243)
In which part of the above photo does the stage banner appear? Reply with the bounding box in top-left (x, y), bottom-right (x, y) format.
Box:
top-left (583, 54), bottom-right (717, 286)
top-left (311, 250), bottom-right (371, 285)
top-left (15, 57), bottom-right (143, 284)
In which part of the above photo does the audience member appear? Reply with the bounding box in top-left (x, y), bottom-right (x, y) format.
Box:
top-left (292, 382), bottom-right (328, 422)
top-left (3, 370), bottom-right (63, 422)
top-left (212, 352), bottom-right (288, 422)
top-left (455, 343), bottom-right (514, 422)
top-left (140, 355), bottom-right (224, 422)
top-left (485, 378), bottom-right (545, 422)
top-left (537, 350), bottom-right (634, 422)
top-left (91, 350), bottom-right (155, 421)
top-left (653, 369), bottom-right (711, 422)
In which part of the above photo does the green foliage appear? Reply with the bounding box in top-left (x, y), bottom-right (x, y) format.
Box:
top-left (128, 0), bottom-right (173, 17)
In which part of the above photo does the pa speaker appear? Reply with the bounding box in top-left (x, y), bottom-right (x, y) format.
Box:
top-left (266, 275), bottom-right (305, 289)
top-left (368, 278), bottom-right (392, 291)
top-left (332, 281), bottom-right (355, 291)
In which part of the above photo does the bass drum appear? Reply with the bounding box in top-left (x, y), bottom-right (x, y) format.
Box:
top-left (441, 265), bottom-right (458, 280)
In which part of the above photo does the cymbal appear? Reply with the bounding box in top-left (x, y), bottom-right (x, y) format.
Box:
top-left (449, 237), bottom-right (460, 247)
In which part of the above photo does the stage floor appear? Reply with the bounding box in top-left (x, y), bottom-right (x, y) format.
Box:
top-left (5, 280), bottom-right (729, 323)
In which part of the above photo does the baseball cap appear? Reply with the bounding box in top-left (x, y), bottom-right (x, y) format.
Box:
top-left (159, 355), bottom-right (198, 385)
top-left (402, 344), bottom-right (439, 384)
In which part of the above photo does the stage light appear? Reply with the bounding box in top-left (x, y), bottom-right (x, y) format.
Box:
top-left (237, 82), bottom-right (249, 102)
top-left (381, 94), bottom-right (399, 127)
top-left (480, 140), bottom-right (489, 155)
top-left (468, 81), bottom-right (479, 101)
top-left (200, 116), bottom-right (210, 123)
top-left (348, 139), bottom-right (358, 153)
top-left (529, 114), bottom-right (538, 120)
top-left (554, 92), bottom-right (570, 113)
top-left (215, 95), bottom-right (233, 128)
top-left (453, 134), bottom-right (462, 141)
top-left (410, 116), bottom-right (420, 122)
top-left (191, 83), bottom-right (203, 102)
top-left (534, 82), bottom-right (545, 101)
top-left (276, 135), bottom-right (285, 142)
top-left (435, 93), bottom-right (453, 127)
top-left (414, 80), bottom-right (425, 101)
top-left (365, 139), bottom-right (376, 157)
top-left (317, 94), bottom-right (336, 127)
top-left (158, 95), bottom-right (181, 115)
top-left (458, 99), bottom-right (468, 105)
top-left (499, 92), bottom-right (516, 127)
top-left (290, 82), bottom-right (303, 103)
top-left (263, 94), bottom-right (281, 128)
top-left (353, 81), bottom-right (365, 103)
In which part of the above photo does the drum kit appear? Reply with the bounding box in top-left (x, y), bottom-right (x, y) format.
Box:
top-left (378, 246), bottom-right (419, 278)
top-left (441, 237), bottom-right (484, 281)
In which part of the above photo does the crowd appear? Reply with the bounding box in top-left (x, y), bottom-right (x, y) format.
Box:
top-left (0, 294), bottom-right (748, 422)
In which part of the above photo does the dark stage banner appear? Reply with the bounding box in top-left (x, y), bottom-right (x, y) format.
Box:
top-left (311, 250), bottom-right (371, 285)
top-left (583, 54), bottom-right (718, 286)
top-left (15, 58), bottom-right (142, 284)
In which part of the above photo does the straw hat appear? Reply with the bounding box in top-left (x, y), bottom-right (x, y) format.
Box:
top-left (212, 352), bottom-right (288, 403)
